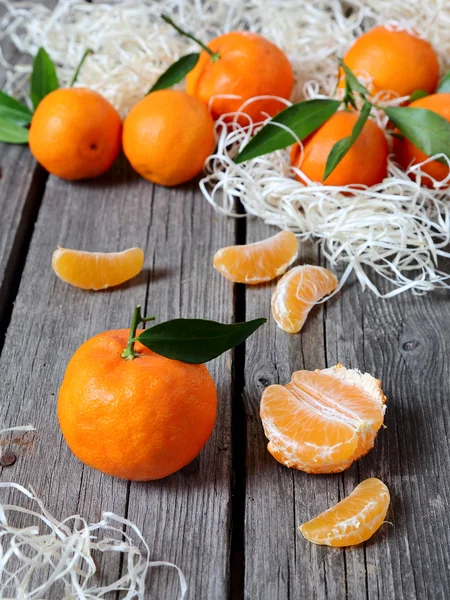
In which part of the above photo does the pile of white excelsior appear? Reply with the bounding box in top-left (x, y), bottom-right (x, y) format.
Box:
top-left (0, 0), bottom-right (449, 297)
top-left (0, 428), bottom-right (186, 599)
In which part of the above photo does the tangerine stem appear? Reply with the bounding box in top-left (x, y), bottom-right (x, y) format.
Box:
top-left (70, 48), bottom-right (93, 87)
top-left (121, 305), bottom-right (155, 360)
top-left (161, 14), bottom-right (220, 62)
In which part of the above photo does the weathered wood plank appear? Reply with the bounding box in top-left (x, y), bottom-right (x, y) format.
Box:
top-left (324, 266), bottom-right (450, 600)
top-left (0, 0), bottom-right (56, 332)
top-left (124, 183), bottom-right (234, 599)
top-left (243, 220), bottom-right (348, 599)
top-left (0, 162), bottom-right (235, 597)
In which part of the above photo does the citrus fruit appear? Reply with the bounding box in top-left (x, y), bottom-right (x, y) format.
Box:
top-left (52, 247), bottom-right (144, 290)
top-left (186, 31), bottom-right (293, 123)
top-left (260, 364), bottom-right (386, 474)
top-left (58, 316), bottom-right (217, 481)
top-left (299, 478), bottom-right (390, 547)
top-left (122, 89), bottom-right (215, 186)
top-left (340, 25), bottom-right (439, 97)
top-left (28, 88), bottom-right (122, 180)
top-left (290, 111), bottom-right (388, 187)
top-left (213, 230), bottom-right (298, 284)
top-left (272, 265), bottom-right (338, 333)
top-left (393, 93), bottom-right (450, 188)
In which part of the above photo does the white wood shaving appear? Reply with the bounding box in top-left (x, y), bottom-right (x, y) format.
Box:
top-left (0, 428), bottom-right (187, 599)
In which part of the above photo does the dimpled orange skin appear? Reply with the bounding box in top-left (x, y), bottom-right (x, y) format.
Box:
top-left (58, 329), bottom-right (217, 481)
top-left (186, 31), bottom-right (293, 123)
top-left (122, 89), bottom-right (215, 186)
top-left (394, 93), bottom-right (450, 188)
top-left (290, 111), bottom-right (388, 187)
top-left (28, 88), bottom-right (122, 180)
top-left (340, 26), bottom-right (439, 97)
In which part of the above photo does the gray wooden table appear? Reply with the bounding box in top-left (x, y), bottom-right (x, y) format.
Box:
top-left (1, 13), bottom-right (450, 600)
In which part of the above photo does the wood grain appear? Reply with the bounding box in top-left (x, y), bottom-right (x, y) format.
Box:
top-left (0, 0), bottom-right (56, 330)
top-left (0, 161), bottom-right (234, 598)
top-left (243, 220), bottom-right (348, 600)
top-left (324, 263), bottom-right (450, 600)
top-left (123, 182), bottom-right (235, 600)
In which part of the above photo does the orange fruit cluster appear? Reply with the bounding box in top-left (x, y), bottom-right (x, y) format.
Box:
top-left (26, 22), bottom-right (447, 190)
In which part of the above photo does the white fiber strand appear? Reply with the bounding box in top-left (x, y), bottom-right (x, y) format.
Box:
top-left (0, 481), bottom-right (187, 599)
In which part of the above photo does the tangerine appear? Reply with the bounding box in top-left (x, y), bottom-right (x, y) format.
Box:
top-left (300, 478), bottom-right (390, 547)
top-left (28, 88), bottom-right (122, 180)
top-left (123, 89), bottom-right (215, 186)
top-left (393, 93), bottom-right (450, 188)
top-left (186, 31), bottom-right (293, 123)
top-left (213, 231), bottom-right (298, 284)
top-left (58, 310), bottom-right (217, 481)
top-left (260, 364), bottom-right (386, 474)
top-left (290, 111), bottom-right (388, 187)
top-left (340, 26), bottom-right (439, 98)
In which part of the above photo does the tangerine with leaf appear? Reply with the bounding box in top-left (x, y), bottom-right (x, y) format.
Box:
top-left (155, 15), bottom-right (293, 124)
top-left (58, 306), bottom-right (265, 480)
top-left (290, 110), bottom-right (389, 187)
top-left (393, 93), bottom-right (450, 188)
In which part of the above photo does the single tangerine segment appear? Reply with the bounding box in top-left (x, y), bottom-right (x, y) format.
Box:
top-left (52, 247), bottom-right (144, 290)
top-left (260, 364), bottom-right (386, 474)
top-left (393, 93), bottom-right (450, 188)
top-left (291, 111), bottom-right (389, 187)
top-left (272, 265), bottom-right (338, 333)
top-left (339, 26), bottom-right (439, 98)
top-left (213, 231), bottom-right (298, 284)
top-left (299, 478), bottom-right (390, 547)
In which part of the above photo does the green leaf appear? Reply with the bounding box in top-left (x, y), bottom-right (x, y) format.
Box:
top-left (437, 71), bottom-right (450, 94)
top-left (324, 103), bottom-right (372, 180)
top-left (148, 53), bottom-right (200, 93)
top-left (0, 91), bottom-right (33, 126)
top-left (0, 119), bottom-right (29, 144)
top-left (30, 47), bottom-right (59, 109)
top-left (339, 58), bottom-right (370, 97)
top-left (384, 106), bottom-right (450, 164)
top-left (409, 89), bottom-right (429, 102)
top-left (234, 99), bottom-right (340, 164)
top-left (136, 318), bottom-right (266, 364)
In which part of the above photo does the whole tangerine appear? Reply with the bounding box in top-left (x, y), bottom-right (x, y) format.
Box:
top-left (58, 312), bottom-right (217, 481)
top-left (186, 31), bottom-right (293, 124)
top-left (340, 26), bottom-right (439, 98)
top-left (290, 111), bottom-right (388, 187)
top-left (28, 88), bottom-right (122, 180)
top-left (393, 93), bottom-right (450, 188)
top-left (123, 89), bottom-right (215, 186)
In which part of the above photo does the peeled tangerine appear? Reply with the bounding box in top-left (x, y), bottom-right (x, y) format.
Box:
top-left (300, 478), bottom-right (390, 547)
top-left (213, 231), bottom-right (298, 284)
top-left (272, 265), bottom-right (338, 333)
top-left (260, 364), bottom-right (386, 474)
top-left (52, 247), bottom-right (144, 290)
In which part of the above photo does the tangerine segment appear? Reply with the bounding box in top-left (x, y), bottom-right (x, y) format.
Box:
top-left (213, 231), bottom-right (298, 284)
top-left (299, 478), bottom-right (390, 547)
top-left (260, 364), bottom-right (386, 474)
top-left (272, 265), bottom-right (338, 333)
top-left (52, 247), bottom-right (144, 290)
